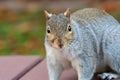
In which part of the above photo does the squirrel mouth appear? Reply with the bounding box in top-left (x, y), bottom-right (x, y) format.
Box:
top-left (59, 43), bottom-right (63, 48)
top-left (58, 39), bottom-right (64, 48)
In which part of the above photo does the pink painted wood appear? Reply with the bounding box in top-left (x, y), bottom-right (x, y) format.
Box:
top-left (0, 56), bottom-right (43, 80)
top-left (21, 59), bottom-right (120, 80)
top-left (20, 60), bottom-right (120, 80)
top-left (20, 59), bottom-right (77, 80)
top-left (0, 56), bottom-right (120, 80)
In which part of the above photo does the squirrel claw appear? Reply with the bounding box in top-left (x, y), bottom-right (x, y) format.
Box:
top-left (98, 73), bottom-right (119, 80)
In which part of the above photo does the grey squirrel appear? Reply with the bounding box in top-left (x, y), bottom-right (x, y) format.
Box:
top-left (44, 8), bottom-right (120, 80)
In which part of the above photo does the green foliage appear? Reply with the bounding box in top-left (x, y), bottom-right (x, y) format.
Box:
top-left (0, 10), bottom-right (46, 56)
top-left (109, 10), bottom-right (120, 22)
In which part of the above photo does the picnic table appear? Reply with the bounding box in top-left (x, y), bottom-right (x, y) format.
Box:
top-left (0, 56), bottom-right (119, 80)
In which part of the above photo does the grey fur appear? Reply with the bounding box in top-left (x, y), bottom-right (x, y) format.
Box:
top-left (44, 8), bottom-right (120, 80)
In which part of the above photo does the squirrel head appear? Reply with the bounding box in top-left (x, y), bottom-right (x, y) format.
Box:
top-left (44, 8), bottom-right (74, 49)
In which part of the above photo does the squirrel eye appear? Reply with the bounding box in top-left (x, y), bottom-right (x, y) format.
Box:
top-left (68, 25), bottom-right (72, 32)
top-left (47, 29), bottom-right (51, 33)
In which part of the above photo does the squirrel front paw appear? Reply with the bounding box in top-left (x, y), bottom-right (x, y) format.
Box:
top-left (98, 73), bottom-right (120, 80)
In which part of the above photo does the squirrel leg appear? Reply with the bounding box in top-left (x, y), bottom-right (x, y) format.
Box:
top-left (109, 54), bottom-right (120, 74)
top-left (104, 32), bottom-right (120, 79)
top-left (72, 57), bottom-right (95, 80)
top-left (107, 55), bottom-right (120, 80)
top-left (104, 46), bottom-right (120, 79)
top-left (76, 64), bottom-right (95, 80)
top-left (47, 57), bottom-right (63, 80)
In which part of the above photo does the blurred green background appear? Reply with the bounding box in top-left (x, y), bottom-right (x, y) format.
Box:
top-left (0, 0), bottom-right (120, 56)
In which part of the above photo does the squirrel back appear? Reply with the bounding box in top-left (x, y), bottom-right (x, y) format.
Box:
top-left (71, 8), bottom-right (119, 43)
top-left (71, 8), bottom-right (118, 23)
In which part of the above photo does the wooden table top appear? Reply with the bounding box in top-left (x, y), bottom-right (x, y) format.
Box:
top-left (0, 56), bottom-right (120, 80)
top-left (0, 56), bottom-right (43, 80)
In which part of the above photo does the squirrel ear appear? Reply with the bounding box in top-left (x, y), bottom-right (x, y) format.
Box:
top-left (44, 10), bottom-right (52, 20)
top-left (64, 8), bottom-right (70, 17)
